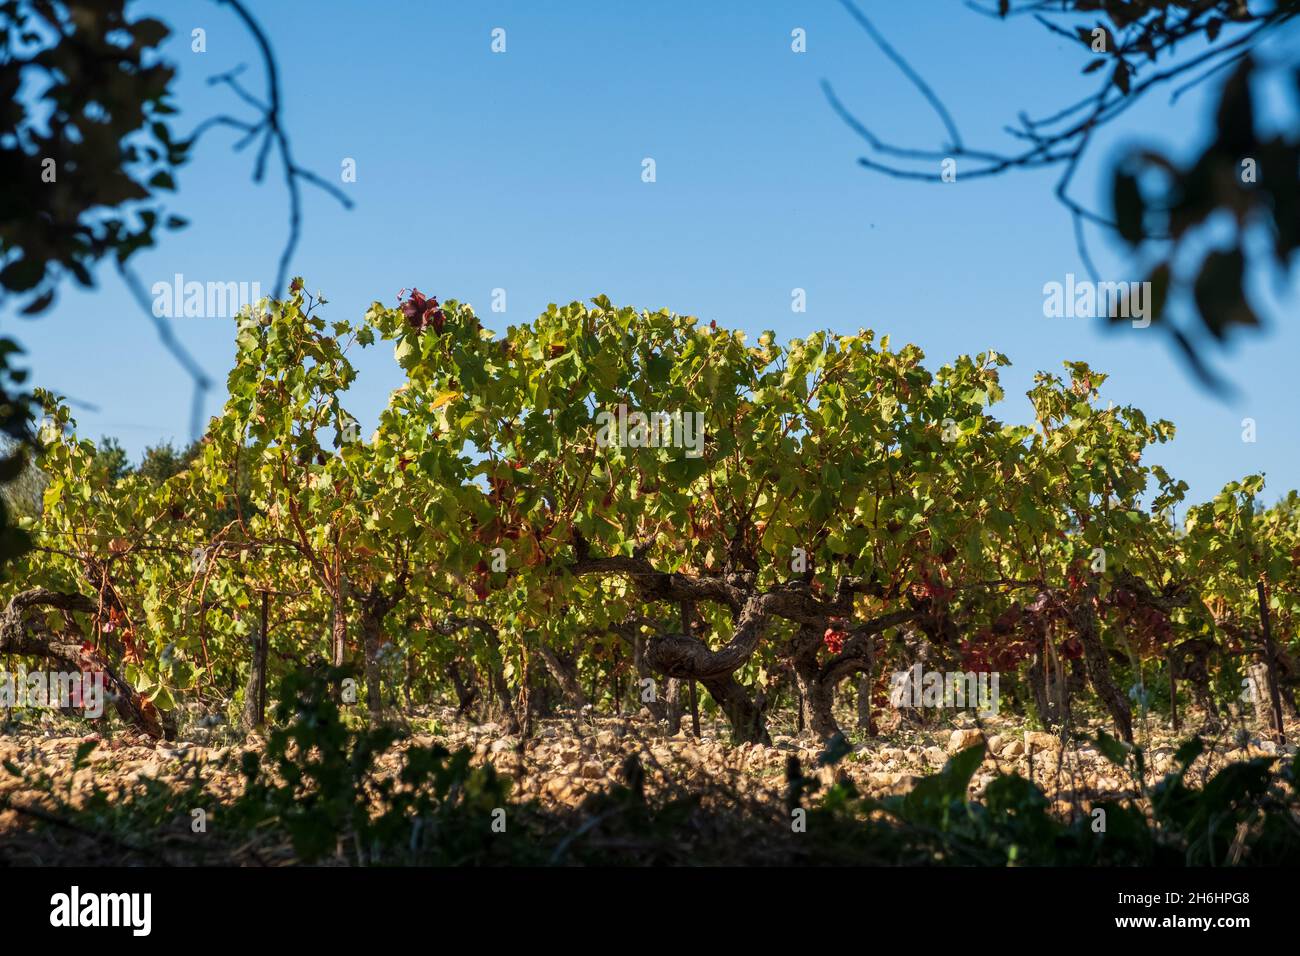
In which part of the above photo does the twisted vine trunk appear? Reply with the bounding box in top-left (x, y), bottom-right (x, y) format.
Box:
top-left (796, 619), bottom-right (887, 740)
top-left (573, 551), bottom-right (914, 745)
top-left (664, 678), bottom-right (683, 734)
top-left (0, 588), bottom-right (165, 739)
top-left (855, 673), bottom-right (874, 732)
top-left (1256, 580), bottom-right (1288, 743)
top-left (631, 634), bottom-right (667, 721)
top-left (795, 670), bottom-right (837, 739)
top-left (1170, 639), bottom-right (1220, 730)
top-left (358, 585), bottom-right (403, 721)
top-left (448, 660), bottom-right (479, 716)
top-left (241, 590), bottom-right (269, 729)
top-left (793, 636), bottom-right (838, 740)
top-left (699, 673), bottom-right (771, 745)
top-left (537, 644), bottom-right (589, 712)
top-left (1069, 595), bottom-right (1132, 743)
top-left (1028, 638), bottom-right (1069, 729)
top-left (489, 663), bottom-right (521, 735)
top-left (642, 591), bottom-right (774, 743)
top-left (434, 617), bottom-right (521, 734)
top-left (1247, 662), bottom-right (1276, 730)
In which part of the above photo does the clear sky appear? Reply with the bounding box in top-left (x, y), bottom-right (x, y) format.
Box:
top-left (16, 1), bottom-right (1300, 508)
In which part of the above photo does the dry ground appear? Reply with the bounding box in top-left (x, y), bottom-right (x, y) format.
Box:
top-left (1, 701), bottom-right (1295, 865)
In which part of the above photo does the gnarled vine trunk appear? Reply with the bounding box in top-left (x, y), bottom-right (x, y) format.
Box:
top-left (1028, 647), bottom-right (1069, 729)
top-left (700, 673), bottom-right (771, 745)
top-left (242, 590), bottom-right (269, 729)
top-left (358, 584), bottom-right (403, 722)
top-left (1069, 595), bottom-right (1133, 743)
top-left (0, 588), bottom-right (165, 739)
top-left (664, 678), bottom-right (683, 734)
top-left (489, 662), bottom-right (521, 735)
top-left (1170, 638), bottom-right (1220, 730)
top-left (448, 659), bottom-right (480, 716)
top-left (641, 590), bottom-right (775, 742)
top-left (855, 673), bottom-right (874, 732)
top-left (793, 648), bottom-right (838, 740)
top-left (632, 633), bottom-right (668, 721)
top-left (538, 644), bottom-right (589, 712)
top-left (434, 617), bottom-right (522, 734)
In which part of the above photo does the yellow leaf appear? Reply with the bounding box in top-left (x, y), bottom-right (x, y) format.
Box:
top-left (431, 390), bottom-right (459, 409)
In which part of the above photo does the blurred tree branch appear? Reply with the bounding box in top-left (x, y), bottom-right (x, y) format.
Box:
top-left (0, 0), bottom-right (354, 571)
top-left (827, 0), bottom-right (1300, 394)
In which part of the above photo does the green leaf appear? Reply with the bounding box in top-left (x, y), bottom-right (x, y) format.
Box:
top-left (73, 740), bottom-right (97, 771)
top-left (895, 741), bottom-right (987, 826)
top-left (940, 741), bottom-right (987, 799)
top-left (0, 256), bottom-right (44, 292)
top-left (817, 731), bottom-right (853, 767)
top-left (394, 338), bottom-right (416, 368)
top-left (132, 17), bottom-right (170, 47)
top-left (1096, 730), bottom-right (1129, 767)
top-left (1112, 170), bottom-right (1144, 244)
top-left (1172, 737), bottom-right (1204, 770)
top-left (1194, 247), bottom-right (1257, 340)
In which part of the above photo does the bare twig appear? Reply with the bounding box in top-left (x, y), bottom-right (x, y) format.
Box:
top-left (115, 0), bottom-right (356, 442)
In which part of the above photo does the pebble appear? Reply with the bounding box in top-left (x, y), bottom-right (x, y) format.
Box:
top-left (948, 728), bottom-right (984, 753)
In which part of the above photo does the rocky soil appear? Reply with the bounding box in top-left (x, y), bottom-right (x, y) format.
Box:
top-left (2, 703), bottom-right (1295, 864)
top-left (455, 707), bottom-right (1297, 813)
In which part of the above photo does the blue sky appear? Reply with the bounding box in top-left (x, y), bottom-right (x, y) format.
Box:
top-left (16, 1), bottom-right (1300, 508)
